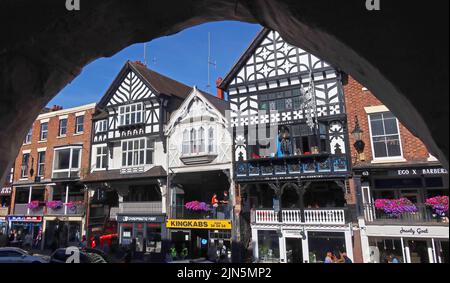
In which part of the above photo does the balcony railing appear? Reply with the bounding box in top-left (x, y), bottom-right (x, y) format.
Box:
top-left (363, 203), bottom-right (449, 224)
top-left (13, 204), bottom-right (44, 215)
top-left (172, 205), bottom-right (229, 220)
top-left (236, 154), bottom-right (349, 178)
top-left (119, 201), bottom-right (162, 214)
top-left (46, 204), bottom-right (85, 215)
top-left (252, 208), bottom-right (347, 225)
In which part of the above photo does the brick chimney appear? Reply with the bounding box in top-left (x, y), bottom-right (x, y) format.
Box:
top-left (216, 77), bottom-right (224, 100)
top-left (133, 60), bottom-right (146, 67)
top-left (50, 105), bottom-right (63, 111)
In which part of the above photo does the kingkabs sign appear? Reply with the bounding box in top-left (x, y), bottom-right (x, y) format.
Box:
top-left (166, 219), bottom-right (232, 230)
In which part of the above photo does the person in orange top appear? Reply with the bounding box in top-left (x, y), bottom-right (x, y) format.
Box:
top-left (211, 193), bottom-right (219, 219)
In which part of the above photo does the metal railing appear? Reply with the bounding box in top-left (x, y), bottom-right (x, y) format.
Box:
top-left (363, 203), bottom-right (448, 224)
top-left (172, 205), bottom-right (229, 220)
top-left (13, 204), bottom-right (44, 215)
top-left (119, 201), bottom-right (162, 214)
top-left (46, 204), bottom-right (85, 215)
top-left (252, 208), bottom-right (347, 225)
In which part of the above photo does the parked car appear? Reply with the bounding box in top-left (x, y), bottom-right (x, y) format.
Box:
top-left (0, 247), bottom-right (50, 263)
top-left (80, 247), bottom-right (114, 263)
top-left (49, 248), bottom-right (108, 263)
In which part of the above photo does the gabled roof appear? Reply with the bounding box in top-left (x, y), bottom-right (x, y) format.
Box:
top-left (197, 89), bottom-right (230, 115)
top-left (218, 27), bottom-right (270, 90)
top-left (98, 61), bottom-right (192, 108)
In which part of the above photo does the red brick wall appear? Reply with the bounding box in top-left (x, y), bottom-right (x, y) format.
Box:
top-left (13, 106), bottom-right (94, 183)
top-left (343, 77), bottom-right (431, 165)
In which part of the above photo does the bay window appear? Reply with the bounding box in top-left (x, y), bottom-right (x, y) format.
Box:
top-left (119, 103), bottom-right (143, 126)
top-left (121, 138), bottom-right (154, 167)
top-left (181, 127), bottom-right (216, 155)
top-left (52, 146), bottom-right (82, 179)
top-left (368, 112), bottom-right (403, 159)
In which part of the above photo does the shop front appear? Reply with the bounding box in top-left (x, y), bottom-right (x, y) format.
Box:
top-left (117, 214), bottom-right (165, 256)
top-left (7, 216), bottom-right (43, 248)
top-left (166, 219), bottom-right (232, 261)
top-left (0, 217), bottom-right (7, 234)
top-left (43, 216), bottom-right (85, 249)
top-left (252, 225), bottom-right (353, 263)
top-left (360, 223), bottom-right (449, 263)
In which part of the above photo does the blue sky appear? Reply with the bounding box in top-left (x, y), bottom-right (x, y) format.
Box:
top-left (48, 21), bottom-right (262, 108)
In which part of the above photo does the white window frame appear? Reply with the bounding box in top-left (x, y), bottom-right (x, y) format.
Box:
top-left (119, 102), bottom-right (144, 126)
top-left (37, 151), bottom-right (46, 177)
top-left (52, 146), bottom-right (82, 179)
top-left (75, 115), bottom-right (84, 134)
top-left (24, 128), bottom-right (32, 144)
top-left (58, 118), bottom-right (67, 137)
top-left (40, 122), bottom-right (48, 141)
top-left (367, 112), bottom-right (405, 162)
top-left (121, 137), bottom-right (154, 168)
top-left (94, 146), bottom-right (108, 170)
top-left (95, 120), bottom-right (108, 133)
top-left (181, 126), bottom-right (217, 156)
top-left (21, 153), bottom-right (30, 178)
top-left (208, 127), bottom-right (215, 153)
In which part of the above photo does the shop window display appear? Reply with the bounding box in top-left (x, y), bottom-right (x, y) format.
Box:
top-left (368, 237), bottom-right (404, 263)
top-left (307, 232), bottom-right (346, 263)
top-left (257, 230), bottom-right (280, 263)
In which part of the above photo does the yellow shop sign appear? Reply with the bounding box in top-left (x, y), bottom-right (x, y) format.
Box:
top-left (166, 219), bottom-right (232, 230)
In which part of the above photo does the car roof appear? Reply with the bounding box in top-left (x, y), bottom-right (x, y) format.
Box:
top-left (0, 247), bottom-right (27, 253)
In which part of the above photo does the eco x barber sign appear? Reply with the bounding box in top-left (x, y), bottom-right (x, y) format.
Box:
top-left (166, 219), bottom-right (232, 230)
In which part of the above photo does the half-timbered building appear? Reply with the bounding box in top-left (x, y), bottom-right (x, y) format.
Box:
top-left (219, 28), bottom-right (354, 263)
top-left (84, 61), bottom-right (192, 259)
top-left (165, 87), bottom-right (233, 260)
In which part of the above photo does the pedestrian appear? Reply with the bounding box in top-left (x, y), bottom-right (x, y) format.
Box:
top-left (336, 251), bottom-right (352, 263)
top-left (211, 193), bottom-right (219, 219)
top-left (180, 243), bottom-right (188, 260)
top-left (221, 191), bottom-right (230, 219)
top-left (79, 235), bottom-right (87, 248)
top-left (324, 251), bottom-right (334, 263)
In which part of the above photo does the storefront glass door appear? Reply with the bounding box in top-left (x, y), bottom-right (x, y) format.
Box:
top-left (436, 240), bottom-right (449, 263)
top-left (407, 239), bottom-right (431, 263)
top-left (285, 238), bottom-right (303, 263)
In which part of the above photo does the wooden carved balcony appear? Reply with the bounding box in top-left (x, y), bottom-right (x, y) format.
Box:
top-left (236, 153), bottom-right (349, 180)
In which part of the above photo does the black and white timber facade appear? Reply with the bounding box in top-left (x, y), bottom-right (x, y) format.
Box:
top-left (85, 61), bottom-right (192, 258)
top-left (219, 28), bottom-right (355, 263)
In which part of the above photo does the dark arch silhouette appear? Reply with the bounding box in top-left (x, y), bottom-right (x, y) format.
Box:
top-left (0, 0), bottom-right (448, 182)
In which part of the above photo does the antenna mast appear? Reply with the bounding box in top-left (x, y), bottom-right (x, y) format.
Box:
top-left (207, 32), bottom-right (217, 93)
top-left (144, 42), bottom-right (147, 65)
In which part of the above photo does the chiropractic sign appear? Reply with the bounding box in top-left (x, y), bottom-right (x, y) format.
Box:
top-left (166, 219), bottom-right (232, 230)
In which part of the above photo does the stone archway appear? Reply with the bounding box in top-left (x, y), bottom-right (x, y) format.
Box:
top-left (0, 0), bottom-right (448, 182)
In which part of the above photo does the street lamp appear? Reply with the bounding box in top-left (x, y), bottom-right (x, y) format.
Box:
top-left (351, 116), bottom-right (366, 160)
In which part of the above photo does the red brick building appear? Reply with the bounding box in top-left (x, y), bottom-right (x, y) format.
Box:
top-left (344, 77), bottom-right (449, 263)
top-left (8, 103), bottom-right (95, 250)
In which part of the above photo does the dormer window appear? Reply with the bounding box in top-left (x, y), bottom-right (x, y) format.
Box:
top-left (95, 119), bottom-right (108, 133)
top-left (119, 103), bottom-right (143, 126)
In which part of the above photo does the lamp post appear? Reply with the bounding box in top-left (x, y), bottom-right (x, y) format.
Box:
top-left (351, 116), bottom-right (365, 161)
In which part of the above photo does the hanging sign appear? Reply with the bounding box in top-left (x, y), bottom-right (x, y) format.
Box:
top-left (166, 219), bottom-right (232, 230)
